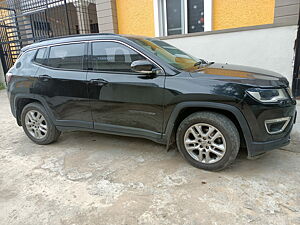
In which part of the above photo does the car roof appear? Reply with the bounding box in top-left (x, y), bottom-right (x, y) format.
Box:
top-left (21, 33), bottom-right (149, 51)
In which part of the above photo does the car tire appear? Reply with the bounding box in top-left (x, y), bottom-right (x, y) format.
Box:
top-left (21, 102), bottom-right (61, 145)
top-left (176, 111), bottom-right (240, 171)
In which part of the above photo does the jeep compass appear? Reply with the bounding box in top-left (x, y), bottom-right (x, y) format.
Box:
top-left (6, 34), bottom-right (297, 171)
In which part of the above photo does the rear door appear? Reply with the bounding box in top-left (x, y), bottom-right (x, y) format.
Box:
top-left (32, 42), bottom-right (92, 128)
top-left (87, 40), bottom-right (166, 139)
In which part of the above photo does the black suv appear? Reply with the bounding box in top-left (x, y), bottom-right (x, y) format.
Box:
top-left (6, 34), bottom-right (297, 171)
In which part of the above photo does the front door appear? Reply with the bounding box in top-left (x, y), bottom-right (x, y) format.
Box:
top-left (87, 41), bottom-right (165, 139)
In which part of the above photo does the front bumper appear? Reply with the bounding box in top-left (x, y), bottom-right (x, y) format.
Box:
top-left (247, 132), bottom-right (291, 157)
top-left (247, 110), bottom-right (296, 157)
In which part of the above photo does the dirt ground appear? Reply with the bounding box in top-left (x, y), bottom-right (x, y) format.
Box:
top-left (1, 90), bottom-right (300, 225)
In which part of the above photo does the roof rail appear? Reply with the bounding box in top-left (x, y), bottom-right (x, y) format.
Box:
top-left (36, 33), bottom-right (120, 43)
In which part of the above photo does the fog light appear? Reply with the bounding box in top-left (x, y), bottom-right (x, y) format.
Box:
top-left (264, 117), bottom-right (291, 134)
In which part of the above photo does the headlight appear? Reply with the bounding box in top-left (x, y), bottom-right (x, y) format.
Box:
top-left (247, 88), bottom-right (289, 103)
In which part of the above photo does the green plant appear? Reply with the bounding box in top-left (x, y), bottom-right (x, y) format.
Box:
top-left (0, 82), bottom-right (5, 90)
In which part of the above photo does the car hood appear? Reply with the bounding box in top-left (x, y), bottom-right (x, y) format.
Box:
top-left (189, 63), bottom-right (289, 88)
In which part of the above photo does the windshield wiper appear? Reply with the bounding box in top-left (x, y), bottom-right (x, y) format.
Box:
top-left (194, 59), bottom-right (215, 67)
top-left (193, 60), bottom-right (215, 72)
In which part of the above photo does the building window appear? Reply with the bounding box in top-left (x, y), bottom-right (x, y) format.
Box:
top-left (188, 0), bottom-right (205, 33)
top-left (165, 0), bottom-right (183, 35)
top-left (90, 23), bottom-right (99, 33)
top-left (154, 0), bottom-right (212, 36)
top-left (33, 21), bottom-right (51, 32)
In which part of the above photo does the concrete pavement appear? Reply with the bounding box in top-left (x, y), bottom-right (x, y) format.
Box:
top-left (0, 90), bottom-right (300, 225)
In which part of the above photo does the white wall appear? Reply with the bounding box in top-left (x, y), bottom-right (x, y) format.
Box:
top-left (164, 25), bottom-right (298, 84)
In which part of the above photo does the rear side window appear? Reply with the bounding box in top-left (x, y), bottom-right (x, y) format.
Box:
top-left (12, 50), bottom-right (38, 76)
top-left (35, 47), bottom-right (47, 65)
top-left (48, 43), bottom-right (85, 70)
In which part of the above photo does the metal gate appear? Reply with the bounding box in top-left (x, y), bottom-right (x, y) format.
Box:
top-left (0, 6), bottom-right (21, 74)
top-left (0, 0), bottom-right (97, 76)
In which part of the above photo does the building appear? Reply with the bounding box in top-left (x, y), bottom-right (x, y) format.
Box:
top-left (116, 0), bottom-right (276, 36)
top-left (1, 0), bottom-right (300, 95)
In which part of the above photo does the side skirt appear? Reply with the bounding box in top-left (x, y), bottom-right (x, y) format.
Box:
top-left (56, 124), bottom-right (166, 145)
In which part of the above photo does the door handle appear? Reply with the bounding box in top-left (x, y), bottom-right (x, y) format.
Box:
top-left (89, 79), bottom-right (108, 86)
top-left (38, 75), bottom-right (52, 81)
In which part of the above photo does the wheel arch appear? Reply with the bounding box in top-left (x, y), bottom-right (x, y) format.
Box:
top-left (164, 102), bottom-right (253, 154)
top-left (14, 94), bottom-right (56, 126)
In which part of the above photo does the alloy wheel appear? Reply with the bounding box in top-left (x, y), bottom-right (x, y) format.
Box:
top-left (184, 123), bottom-right (226, 164)
top-left (25, 110), bottom-right (48, 139)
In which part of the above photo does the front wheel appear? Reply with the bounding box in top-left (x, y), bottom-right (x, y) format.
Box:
top-left (176, 111), bottom-right (240, 171)
top-left (21, 102), bottom-right (61, 145)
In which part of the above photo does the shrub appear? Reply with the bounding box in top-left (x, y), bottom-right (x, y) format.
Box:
top-left (0, 82), bottom-right (5, 90)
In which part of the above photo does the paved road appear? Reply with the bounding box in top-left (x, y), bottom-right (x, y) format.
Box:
top-left (0, 90), bottom-right (300, 225)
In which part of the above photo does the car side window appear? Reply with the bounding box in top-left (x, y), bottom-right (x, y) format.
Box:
top-left (14, 50), bottom-right (37, 76)
top-left (48, 43), bottom-right (85, 70)
top-left (34, 47), bottom-right (47, 65)
top-left (91, 41), bottom-right (148, 73)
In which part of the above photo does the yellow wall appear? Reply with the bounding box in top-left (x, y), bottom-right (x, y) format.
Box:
top-left (116, 0), bottom-right (155, 36)
top-left (213, 0), bottom-right (275, 30)
top-left (116, 0), bottom-right (275, 36)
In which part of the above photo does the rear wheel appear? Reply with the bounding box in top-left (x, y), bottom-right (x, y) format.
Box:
top-left (21, 102), bottom-right (61, 145)
top-left (176, 111), bottom-right (240, 171)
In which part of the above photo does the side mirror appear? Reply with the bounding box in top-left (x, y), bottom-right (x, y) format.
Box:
top-left (131, 60), bottom-right (154, 74)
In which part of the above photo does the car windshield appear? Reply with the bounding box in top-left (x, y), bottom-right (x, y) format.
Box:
top-left (130, 38), bottom-right (201, 71)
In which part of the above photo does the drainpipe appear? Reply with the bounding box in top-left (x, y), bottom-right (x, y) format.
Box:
top-left (292, 5), bottom-right (300, 97)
